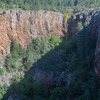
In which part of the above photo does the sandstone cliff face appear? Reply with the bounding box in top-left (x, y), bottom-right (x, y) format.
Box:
top-left (0, 9), bottom-right (97, 56)
top-left (0, 10), bottom-right (65, 55)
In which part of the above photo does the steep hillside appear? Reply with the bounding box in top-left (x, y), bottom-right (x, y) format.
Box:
top-left (93, 13), bottom-right (100, 78)
top-left (0, 10), bottom-right (100, 100)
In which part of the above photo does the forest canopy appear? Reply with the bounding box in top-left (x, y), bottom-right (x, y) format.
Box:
top-left (0, 0), bottom-right (100, 13)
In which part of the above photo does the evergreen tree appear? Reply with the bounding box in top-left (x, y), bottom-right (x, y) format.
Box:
top-left (0, 0), bottom-right (99, 13)
top-left (70, 0), bottom-right (74, 7)
top-left (77, 22), bottom-right (83, 33)
top-left (23, 2), bottom-right (30, 10)
top-left (76, 22), bottom-right (85, 60)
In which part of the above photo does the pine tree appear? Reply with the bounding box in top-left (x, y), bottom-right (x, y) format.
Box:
top-left (70, 0), bottom-right (74, 7)
top-left (77, 22), bottom-right (83, 33)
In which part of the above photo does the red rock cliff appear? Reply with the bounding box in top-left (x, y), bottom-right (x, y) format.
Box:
top-left (0, 9), bottom-right (97, 56)
top-left (0, 10), bottom-right (65, 55)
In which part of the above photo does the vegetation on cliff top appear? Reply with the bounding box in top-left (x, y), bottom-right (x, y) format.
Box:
top-left (0, 0), bottom-right (100, 13)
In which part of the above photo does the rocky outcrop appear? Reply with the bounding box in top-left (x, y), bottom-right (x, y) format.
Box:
top-left (0, 70), bottom-right (24, 86)
top-left (0, 10), bottom-right (65, 56)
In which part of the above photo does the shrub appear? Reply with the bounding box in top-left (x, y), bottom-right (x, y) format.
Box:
top-left (0, 68), bottom-right (4, 75)
top-left (11, 75), bottom-right (48, 100)
top-left (5, 40), bottom-right (25, 71)
top-left (0, 84), bottom-right (8, 100)
top-left (50, 36), bottom-right (61, 46)
top-left (5, 53), bottom-right (17, 71)
top-left (12, 75), bottom-right (24, 83)
top-left (49, 87), bottom-right (68, 100)
top-left (68, 53), bottom-right (78, 71)
top-left (73, 6), bottom-right (81, 13)
top-left (33, 95), bottom-right (44, 100)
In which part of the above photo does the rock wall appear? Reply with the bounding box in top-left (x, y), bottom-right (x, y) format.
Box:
top-left (0, 10), bottom-right (65, 56)
top-left (0, 9), bottom-right (98, 56)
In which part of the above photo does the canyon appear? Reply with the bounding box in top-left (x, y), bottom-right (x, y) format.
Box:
top-left (0, 9), bottom-right (100, 79)
top-left (0, 9), bottom-right (99, 100)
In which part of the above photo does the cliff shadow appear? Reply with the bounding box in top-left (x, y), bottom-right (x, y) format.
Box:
top-left (2, 12), bottom-right (99, 100)
top-left (2, 39), bottom-right (71, 100)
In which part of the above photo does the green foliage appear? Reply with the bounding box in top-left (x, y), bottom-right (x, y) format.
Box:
top-left (11, 39), bottom-right (25, 56)
top-left (68, 53), bottom-right (78, 71)
top-left (0, 0), bottom-right (99, 13)
top-left (73, 5), bottom-right (87, 13)
top-left (76, 21), bottom-right (94, 60)
top-left (11, 75), bottom-right (48, 100)
top-left (5, 53), bottom-right (17, 70)
top-left (22, 3), bottom-right (30, 10)
top-left (50, 36), bottom-right (61, 46)
top-left (49, 87), bottom-right (68, 100)
top-left (12, 75), bottom-right (24, 83)
top-left (73, 6), bottom-right (81, 13)
top-left (5, 36), bottom-right (62, 71)
top-left (50, 4), bottom-right (57, 12)
top-left (23, 36), bottom-right (61, 70)
top-left (77, 22), bottom-right (83, 33)
top-left (5, 40), bottom-right (25, 71)
top-left (0, 84), bottom-right (8, 100)
top-left (18, 65), bottom-right (25, 71)
top-left (84, 17), bottom-right (90, 27)
top-left (65, 21), bottom-right (97, 100)
top-left (66, 35), bottom-right (77, 54)
top-left (3, 24), bottom-right (98, 100)
top-left (0, 68), bottom-right (4, 75)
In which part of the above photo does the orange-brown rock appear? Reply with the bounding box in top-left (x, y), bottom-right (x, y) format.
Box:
top-left (0, 10), bottom-right (66, 55)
